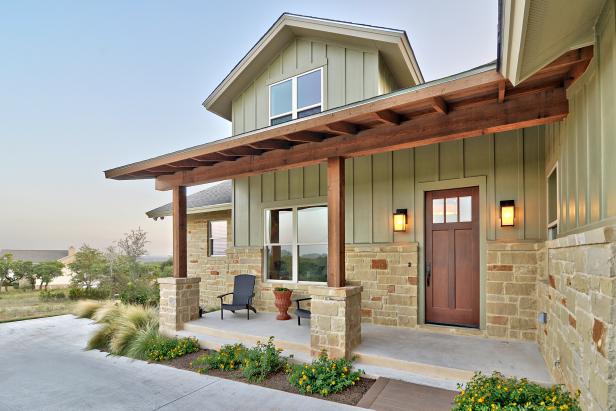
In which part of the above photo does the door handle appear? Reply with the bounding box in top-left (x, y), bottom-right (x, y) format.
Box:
top-left (426, 263), bottom-right (431, 287)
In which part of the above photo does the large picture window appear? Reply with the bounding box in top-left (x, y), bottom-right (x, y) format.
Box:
top-left (208, 220), bottom-right (228, 257)
top-left (264, 205), bottom-right (327, 283)
top-left (269, 68), bottom-right (322, 126)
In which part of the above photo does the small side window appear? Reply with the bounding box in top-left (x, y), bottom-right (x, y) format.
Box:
top-left (547, 164), bottom-right (558, 239)
top-left (208, 220), bottom-right (228, 257)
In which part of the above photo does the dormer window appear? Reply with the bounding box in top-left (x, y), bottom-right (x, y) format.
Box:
top-left (269, 68), bottom-right (322, 126)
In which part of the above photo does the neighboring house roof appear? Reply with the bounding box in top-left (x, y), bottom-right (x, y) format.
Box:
top-left (146, 180), bottom-right (232, 219)
top-left (498, 0), bottom-right (604, 85)
top-left (203, 13), bottom-right (424, 120)
top-left (0, 249), bottom-right (69, 263)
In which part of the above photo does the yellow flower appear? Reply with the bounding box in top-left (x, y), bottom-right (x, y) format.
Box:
top-left (478, 397), bottom-right (484, 404)
top-left (560, 406), bottom-right (569, 410)
top-left (331, 380), bottom-right (336, 385)
top-left (351, 381), bottom-right (355, 385)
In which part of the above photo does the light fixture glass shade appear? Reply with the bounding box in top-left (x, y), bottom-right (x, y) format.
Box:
top-left (393, 209), bottom-right (407, 232)
top-left (500, 200), bottom-right (515, 226)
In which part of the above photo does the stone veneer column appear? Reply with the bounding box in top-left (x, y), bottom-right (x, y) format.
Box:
top-left (158, 277), bottom-right (201, 335)
top-left (309, 286), bottom-right (362, 359)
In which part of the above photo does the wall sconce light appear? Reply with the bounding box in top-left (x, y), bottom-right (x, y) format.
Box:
top-left (393, 209), bottom-right (408, 232)
top-left (500, 200), bottom-right (515, 227)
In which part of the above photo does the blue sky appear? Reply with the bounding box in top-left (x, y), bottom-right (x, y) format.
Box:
top-left (0, 0), bottom-right (496, 255)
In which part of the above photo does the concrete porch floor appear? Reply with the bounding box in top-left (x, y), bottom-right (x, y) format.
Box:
top-left (179, 310), bottom-right (553, 390)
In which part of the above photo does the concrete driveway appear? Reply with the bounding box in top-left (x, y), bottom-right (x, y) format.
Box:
top-left (0, 315), bottom-right (358, 411)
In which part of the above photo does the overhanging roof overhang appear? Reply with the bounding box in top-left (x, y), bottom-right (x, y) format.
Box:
top-left (105, 46), bottom-right (592, 191)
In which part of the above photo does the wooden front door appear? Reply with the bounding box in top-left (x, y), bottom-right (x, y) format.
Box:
top-left (425, 187), bottom-right (479, 327)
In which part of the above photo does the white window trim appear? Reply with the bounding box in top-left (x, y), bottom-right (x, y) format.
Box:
top-left (268, 67), bottom-right (323, 125)
top-left (263, 203), bottom-right (327, 284)
top-left (208, 220), bottom-right (228, 257)
top-left (546, 161), bottom-right (560, 231)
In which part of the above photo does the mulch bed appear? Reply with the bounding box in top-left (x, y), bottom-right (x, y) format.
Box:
top-left (162, 349), bottom-right (374, 406)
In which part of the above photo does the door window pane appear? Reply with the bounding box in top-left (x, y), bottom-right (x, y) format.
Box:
top-left (445, 197), bottom-right (458, 223)
top-left (267, 209), bottom-right (293, 244)
top-left (298, 245), bottom-right (327, 282)
top-left (297, 70), bottom-right (321, 109)
top-left (265, 245), bottom-right (292, 281)
top-left (270, 80), bottom-right (292, 117)
top-left (432, 198), bottom-right (444, 223)
top-left (298, 206), bottom-right (327, 243)
top-left (459, 196), bottom-right (472, 222)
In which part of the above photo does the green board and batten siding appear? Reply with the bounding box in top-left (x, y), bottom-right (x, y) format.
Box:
top-left (543, 0), bottom-right (616, 236)
top-left (231, 37), bottom-right (396, 135)
top-left (233, 129), bottom-right (547, 247)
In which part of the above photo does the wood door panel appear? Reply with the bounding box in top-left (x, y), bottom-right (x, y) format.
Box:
top-left (425, 186), bottom-right (479, 327)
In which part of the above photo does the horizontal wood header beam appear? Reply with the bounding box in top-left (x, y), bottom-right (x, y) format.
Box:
top-left (155, 88), bottom-right (568, 190)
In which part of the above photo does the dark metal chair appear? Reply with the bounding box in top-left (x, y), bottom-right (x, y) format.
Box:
top-left (217, 274), bottom-right (257, 320)
top-left (294, 297), bottom-right (311, 326)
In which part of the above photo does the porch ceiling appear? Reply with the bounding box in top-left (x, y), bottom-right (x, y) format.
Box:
top-left (104, 46), bottom-right (592, 191)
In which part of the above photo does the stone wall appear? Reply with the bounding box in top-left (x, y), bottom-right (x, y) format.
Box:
top-left (537, 226), bottom-right (616, 411)
top-left (486, 242), bottom-right (543, 340)
top-left (345, 243), bottom-right (418, 328)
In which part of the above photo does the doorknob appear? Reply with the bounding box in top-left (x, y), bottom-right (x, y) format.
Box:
top-left (426, 263), bottom-right (431, 287)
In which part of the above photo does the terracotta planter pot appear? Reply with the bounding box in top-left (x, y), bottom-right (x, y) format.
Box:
top-left (273, 289), bottom-right (293, 320)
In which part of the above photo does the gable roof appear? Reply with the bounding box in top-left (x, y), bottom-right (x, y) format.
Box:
top-left (204, 13), bottom-right (424, 120)
top-left (146, 180), bottom-right (232, 219)
top-left (0, 249), bottom-right (69, 263)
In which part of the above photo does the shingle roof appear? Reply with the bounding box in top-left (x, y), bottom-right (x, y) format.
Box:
top-left (146, 180), bottom-right (232, 219)
top-left (0, 249), bottom-right (69, 263)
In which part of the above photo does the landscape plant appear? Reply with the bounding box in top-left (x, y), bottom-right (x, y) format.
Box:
top-left (39, 290), bottom-right (66, 301)
top-left (192, 343), bottom-right (247, 372)
top-left (286, 352), bottom-right (363, 397)
top-left (241, 337), bottom-right (286, 382)
top-left (452, 372), bottom-right (581, 411)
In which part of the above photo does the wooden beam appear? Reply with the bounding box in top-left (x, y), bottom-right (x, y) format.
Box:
top-left (498, 80), bottom-right (506, 103)
top-left (375, 109), bottom-right (403, 125)
top-left (248, 140), bottom-right (293, 150)
top-left (327, 157), bottom-right (345, 287)
top-left (169, 159), bottom-right (211, 168)
top-left (283, 131), bottom-right (326, 143)
top-left (105, 69), bottom-right (504, 179)
top-left (431, 97), bottom-right (448, 114)
top-left (218, 147), bottom-right (263, 156)
top-left (156, 88), bottom-right (568, 190)
top-left (325, 121), bottom-right (358, 135)
top-left (193, 153), bottom-right (237, 161)
top-left (172, 186), bottom-right (187, 278)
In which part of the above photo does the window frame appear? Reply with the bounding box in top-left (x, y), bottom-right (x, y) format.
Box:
top-left (546, 162), bottom-right (559, 237)
top-left (263, 203), bottom-right (328, 284)
top-left (268, 67), bottom-right (323, 126)
top-left (208, 219), bottom-right (228, 257)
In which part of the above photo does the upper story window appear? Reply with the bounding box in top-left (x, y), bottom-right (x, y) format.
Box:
top-left (269, 68), bottom-right (322, 126)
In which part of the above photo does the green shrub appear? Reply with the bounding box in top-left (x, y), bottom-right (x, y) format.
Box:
top-left (145, 336), bottom-right (200, 362)
top-left (39, 290), bottom-right (66, 301)
top-left (452, 372), bottom-right (581, 411)
top-left (68, 287), bottom-right (109, 301)
top-left (119, 281), bottom-right (159, 306)
top-left (287, 352), bottom-right (363, 396)
top-left (109, 305), bottom-right (158, 355)
top-left (192, 343), bottom-right (247, 372)
top-left (241, 337), bottom-right (286, 382)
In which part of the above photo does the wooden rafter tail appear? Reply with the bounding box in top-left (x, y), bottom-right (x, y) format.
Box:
top-left (248, 139), bottom-right (293, 150)
top-left (498, 80), bottom-right (506, 103)
top-left (374, 109), bottom-right (403, 125)
top-left (283, 131), bottom-right (326, 143)
top-left (325, 121), bottom-right (358, 135)
top-left (431, 96), bottom-right (448, 114)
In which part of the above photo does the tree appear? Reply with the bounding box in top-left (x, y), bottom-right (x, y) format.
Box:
top-left (117, 227), bottom-right (148, 260)
top-left (0, 253), bottom-right (15, 292)
top-left (34, 261), bottom-right (64, 290)
top-left (12, 260), bottom-right (35, 290)
top-left (69, 245), bottom-right (109, 290)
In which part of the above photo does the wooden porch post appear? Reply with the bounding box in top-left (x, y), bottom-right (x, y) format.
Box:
top-left (172, 186), bottom-right (187, 278)
top-left (327, 157), bottom-right (345, 287)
